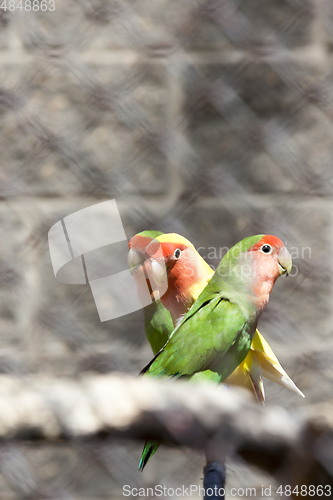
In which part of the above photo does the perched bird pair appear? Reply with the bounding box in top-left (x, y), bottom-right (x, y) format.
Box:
top-left (128, 231), bottom-right (303, 470)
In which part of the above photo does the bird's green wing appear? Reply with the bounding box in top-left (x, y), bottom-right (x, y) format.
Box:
top-left (143, 299), bottom-right (174, 355)
top-left (145, 294), bottom-right (252, 382)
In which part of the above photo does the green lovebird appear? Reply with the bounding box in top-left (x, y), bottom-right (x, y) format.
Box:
top-left (145, 232), bottom-right (303, 403)
top-left (128, 230), bottom-right (174, 355)
top-left (138, 234), bottom-right (292, 471)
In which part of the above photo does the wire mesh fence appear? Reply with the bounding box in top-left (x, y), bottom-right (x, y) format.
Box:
top-left (1, 0), bottom-right (333, 498)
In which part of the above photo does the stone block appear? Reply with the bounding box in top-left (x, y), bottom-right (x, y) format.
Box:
top-left (183, 59), bottom-right (333, 195)
top-left (0, 59), bottom-right (171, 198)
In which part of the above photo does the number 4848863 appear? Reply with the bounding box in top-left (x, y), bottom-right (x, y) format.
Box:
top-left (0, 1), bottom-right (55, 11)
top-left (276, 485), bottom-right (332, 496)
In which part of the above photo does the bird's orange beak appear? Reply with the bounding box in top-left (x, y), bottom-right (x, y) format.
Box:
top-left (150, 258), bottom-right (167, 287)
top-left (144, 239), bottom-right (168, 287)
top-left (127, 248), bottom-right (144, 274)
top-left (277, 247), bottom-right (292, 276)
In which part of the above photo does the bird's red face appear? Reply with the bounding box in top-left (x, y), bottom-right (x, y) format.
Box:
top-left (144, 236), bottom-right (211, 322)
top-left (243, 235), bottom-right (292, 309)
top-left (145, 240), bottom-right (194, 287)
top-left (248, 235), bottom-right (292, 279)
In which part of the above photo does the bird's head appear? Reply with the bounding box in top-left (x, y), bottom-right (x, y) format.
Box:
top-left (145, 234), bottom-right (195, 287)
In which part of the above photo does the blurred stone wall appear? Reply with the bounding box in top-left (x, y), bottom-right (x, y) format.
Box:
top-left (0, 1), bottom-right (333, 498)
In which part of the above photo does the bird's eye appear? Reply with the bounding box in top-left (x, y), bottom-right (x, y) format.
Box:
top-left (174, 248), bottom-right (181, 259)
top-left (261, 244), bottom-right (272, 254)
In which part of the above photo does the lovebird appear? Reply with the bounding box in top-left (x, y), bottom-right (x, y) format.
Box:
top-left (128, 230), bottom-right (174, 355)
top-left (138, 234), bottom-right (292, 470)
top-left (145, 233), bottom-right (304, 403)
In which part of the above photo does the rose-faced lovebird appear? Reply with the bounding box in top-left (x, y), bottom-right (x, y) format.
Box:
top-left (138, 234), bottom-right (292, 470)
top-left (145, 233), bottom-right (303, 402)
top-left (128, 231), bottom-right (174, 355)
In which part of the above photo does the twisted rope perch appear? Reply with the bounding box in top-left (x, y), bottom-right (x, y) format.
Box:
top-left (0, 374), bottom-right (332, 488)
